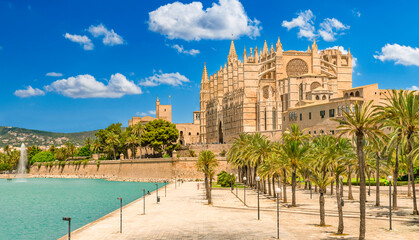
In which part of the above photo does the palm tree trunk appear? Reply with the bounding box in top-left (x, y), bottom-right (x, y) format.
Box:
top-left (393, 145), bottom-right (399, 210)
top-left (292, 169), bottom-right (297, 207)
top-left (204, 174), bottom-right (209, 200)
top-left (268, 177), bottom-right (272, 196)
top-left (410, 154), bottom-right (418, 215)
top-left (376, 154), bottom-right (380, 206)
top-left (272, 175), bottom-right (275, 197)
top-left (319, 190), bottom-right (325, 226)
top-left (357, 134), bottom-right (366, 240)
top-left (112, 144), bottom-right (116, 160)
top-left (209, 176), bottom-right (213, 204)
top-left (139, 133), bottom-right (142, 159)
top-left (283, 169), bottom-right (287, 203)
top-left (315, 184), bottom-right (318, 193)
top-left (331, 180), bottom-right (334, 195)
top-left (348, 166), bottom-right (354, 200)
top-left (408, 172), bottom-right (412, 197)
top-left (336, 175), bottom-right (344, 234)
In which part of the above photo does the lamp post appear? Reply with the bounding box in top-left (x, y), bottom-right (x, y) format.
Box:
top-left (142, 189), bottom-right (146, 215)
top-left (165, 180), bottom-right (167, 197)
top-left (235, 174), bottom-right (238, 196)
top-left (117, 197), bottom-right (122, 233)
top-left (243, 176), bottom-right (247, 205)
top-left (388, 175), bottom-right (392, 230)
top-left (275, 187), bottom-right (281, 239)
top-left (62, 217), bottom-right (71, 240)
top-left (256, 176), bottom-right (261, 220)
top-left (230, 173), bottom-right (233, 192)
top-left (155, 183), bottom-right (159, 203)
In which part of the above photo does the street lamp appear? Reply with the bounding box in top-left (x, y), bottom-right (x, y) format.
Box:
top-left (230, 173), bottom-right (233, 192)
top-left (165, 180), bottom-right (167, 197)
top-left (155, 183), bottom-right (160, 203)
top-left (117, 197), bottom-right (122, 233)
top-left (275, 187), bottom-right (281, 239)
top-left (142, 189), bottom-right (146, 215)
top-left (62, 217), bottom-right (71, 240)
top-left (387, 175), bottom-right (393, 230)
top-left (235, 174), bottom-right (238, 196)
top-left (243, 176), bottom-right (247, 205)
top-left (256, 176), bottom-right (261, 220)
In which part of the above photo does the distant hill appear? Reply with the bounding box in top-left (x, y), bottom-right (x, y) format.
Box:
top-left (0, 126), bottom-right (98, 148)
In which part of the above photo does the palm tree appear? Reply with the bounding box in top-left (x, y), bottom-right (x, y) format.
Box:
top-left (328, 137), bottom-right (352, 234)
top-left (228, 133), bottom-right (252, 185)
top-left (3, 145), bottom-right (11, 156)
top-left (280, 139), bottom-right (309, 207)
top-left (125, 135), bottom-right (138, 159)
top-left (64, 142), bottom-right (76, 160)
top-left (106, 132), bottom-right (120, 160)
top-left (93, 139), bottom-right (102, 156)
top-left (246, 133), bottom-right (273, 191)
top-left (132, 123), bottom-right (144, 159)
top-left (333, 101), bottom-right (385, 239)
top-left (197, 150), bottom-right (219, 204)
top-left (283, 123), bottom-right (311, 143)
top-left (378, 89), bottom-right (419, 215)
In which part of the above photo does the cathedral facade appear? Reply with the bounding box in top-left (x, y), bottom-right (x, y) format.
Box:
top-left (200, 38), bottom-right (387, 143)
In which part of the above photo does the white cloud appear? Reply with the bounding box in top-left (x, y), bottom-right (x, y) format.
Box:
top-left (170, 44), bottom-right (200, 55)
top-left (64, 33), bottom-right (94, 50)
top-left (45, 73), bottom-right (142, 98)
top-left (148, 0), bottom-right (261, 40)
top-left (88, 24), bottom-right (125, 46)
top-left (318, 18), bottom-right (349, 42)
top-left (352, 9), bottom-right (361, 18)
top-left (138, 110), bottom-right (156, 117)
top-left (14, 86), bottom-right (45, 98)
top-left (374, 44), bottom-right (419, 66)
top-left (139, 71), bottom-right (190, 87)
top-left (282, 10), bottom-right (316, 40)
top-left (46, 72), bottom-right (63, 77)
top-left (282, 10), bottom-right (349, 42)
top-left (407, 86), bottom-right (419, 91)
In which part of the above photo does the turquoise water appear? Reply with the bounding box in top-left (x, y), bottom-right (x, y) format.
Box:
top-left (0, 178), bottom-right (165, 240)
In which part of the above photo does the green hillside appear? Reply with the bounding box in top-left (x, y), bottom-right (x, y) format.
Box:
top-left (0, 126), bottom-right (98, 147)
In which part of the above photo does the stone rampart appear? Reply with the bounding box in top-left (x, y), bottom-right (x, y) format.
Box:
top-left (29, 157), bottom-right (234, 181)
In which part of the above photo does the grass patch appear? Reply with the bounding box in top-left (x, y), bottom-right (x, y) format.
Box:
top-left (212, 183), bottom-right (246, 189)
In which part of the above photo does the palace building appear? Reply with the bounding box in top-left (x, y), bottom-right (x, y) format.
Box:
top-left (199, 38), bottom-right (389, 143)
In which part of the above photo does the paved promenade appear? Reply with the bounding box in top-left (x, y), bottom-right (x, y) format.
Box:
top-left (63, 182), bottom-right (418, 240)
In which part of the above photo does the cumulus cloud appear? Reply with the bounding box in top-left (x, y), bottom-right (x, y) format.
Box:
top-left (169, 44), bottom-right (200, 55)
top-left (318, 18), bottom-right (349, 42)
top-left (139, 71), bottom-right (189, 87)
top-left (46, 72), bottom-right (63, 77)
top-left (374, 44), bottom-right (419, 66)
top-left (407, 86), bottom-right (419, 91)
top-left (45, 73), bottom-right (142, 98)
top-left (14, 86), bottom-right (45, 98)
top-left (137, 110), bottom-right (156, 117)
top-left (64, 33), bottom-right (94, 50)
top-left (88, 24), bottom-right (125, 46)
top-left (282, 10), bottom-right (349, 42)
top-left (148, 0), bottom-right (261, 40)
top-left (282, 10), bottom-right (316, 40)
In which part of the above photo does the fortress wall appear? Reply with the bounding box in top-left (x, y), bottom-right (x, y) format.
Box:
top-left (29, 157), bottom-right (234, 181)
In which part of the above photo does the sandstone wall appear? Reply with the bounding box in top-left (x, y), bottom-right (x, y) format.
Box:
top-left (29, 157), bottom-right (234, 181)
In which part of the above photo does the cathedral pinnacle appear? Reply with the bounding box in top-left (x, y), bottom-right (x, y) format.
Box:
top-left (262, 39), bottom-right (268, 56)
top-left (276, 37), bottom-right (283, 52)
top-left (201, 63), bottom-right (209, 83)
top-left (228, 39), bottom-right (237, 59)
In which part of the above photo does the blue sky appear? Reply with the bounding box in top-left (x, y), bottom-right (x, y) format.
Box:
top-left (1, 0), bottom-right (418, 132)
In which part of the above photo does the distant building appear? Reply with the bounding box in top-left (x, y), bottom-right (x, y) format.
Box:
top-left (128, 97), bottom-right (200, 145)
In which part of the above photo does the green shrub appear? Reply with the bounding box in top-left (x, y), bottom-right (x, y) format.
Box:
top-left (30, 151), bottom-right (55, 165)
top-left (163, 153), bottom-right (170, 158)
top-left (189, 150), bottom-right (196, 157)
top-left (96, 160), bottom-right (101, 169)
top-left (59, 161), bottom-right (66, 168)
top-left (38, 162), bottom-right (42, 169)
top-left (83, 160), bottom-right (88, 166)
top-left (77, 145), bottom-right (91, 157)
top-left (220, 150), bottom-right (226, 157)
top-left (217, 171), bottom-right (236, 187)
top-left (176, 154), bottom-right (180, 158)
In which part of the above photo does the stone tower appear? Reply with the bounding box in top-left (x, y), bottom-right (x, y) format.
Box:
top-left (156, 97), bottom-right (172, 123)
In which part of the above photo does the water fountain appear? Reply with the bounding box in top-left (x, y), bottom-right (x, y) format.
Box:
top-left (16, 143), bottom-right (27, 178)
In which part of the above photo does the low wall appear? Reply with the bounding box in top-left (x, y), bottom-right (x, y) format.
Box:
top-left (29, 157), bottom-right (234, 181)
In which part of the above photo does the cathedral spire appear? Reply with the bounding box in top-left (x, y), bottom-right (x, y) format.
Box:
top-left (201, 63), bottom-right (209, 83)
top-left (243, 47), bottom-right (247, 63)
top-left (262, 39), bottom-right (268, 56)
top-left (276, 37), bottom-right (283, 52)
top-left (307, 45), bottom-right (311, 52)
top-left (228, 39), bottom-right (237, 60)
top-left (311, 38), bottom-right (318, 53)
top-left (271, 43), bottom-right (274, 54)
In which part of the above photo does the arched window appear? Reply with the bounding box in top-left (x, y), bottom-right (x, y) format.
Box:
top-left (299, 84), bottom-right (303, 100)
top-left (322, 95), bottom-right (326, 100)
top-left (350, 92), bottom-right (354, 97)
top-left (311, 82), bottom-right (321, 91)
top-left (355, 91), bottom-right (360, 97)
top-left (344, 93), bottom-right (349, 98)
top-left (180, 131), bottom-right (183, 137)
top-left (316, 95), bottom-right (320, 100)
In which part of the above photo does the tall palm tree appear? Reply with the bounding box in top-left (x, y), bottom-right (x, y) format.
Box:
top-left (228, 133), bottom-right (252, 184)
top-left (246, 133), bottom-right (273, 189)
top-left (333, 101), bottom-right (385, 239)
top-left (106, 132), bottom-right (120, 160)
top-left (378, 89), bottom-right (419, 215)
top-left (280, 139), bottom-right (309, 207)
top-left (197, 150), bottom-right (218, 204)
top-left (125, 135), bottom-right (138, 159)
top-left (3, 145), bottom-right (11, 156)
top-left (328, 137), bottom-right (352, 234)
top-left (132, 123), bottom-right (144, 159)
top-left (283, 123), bottom-right (311, 143)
